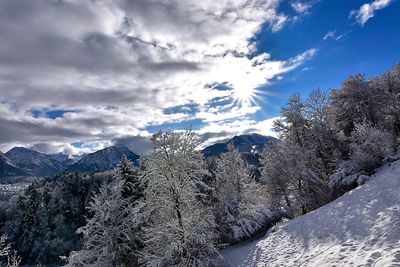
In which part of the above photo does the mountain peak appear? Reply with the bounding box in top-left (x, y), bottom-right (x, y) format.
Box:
top-left (67, 145), bottom-right (139, 173)
top-left (202, 133), bottom-right (277, 158)
top-left (5, 146), bottom-right (63, 176)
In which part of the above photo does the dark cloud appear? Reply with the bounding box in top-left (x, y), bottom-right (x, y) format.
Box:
top-left (113, 135), bottom-right (152, 155)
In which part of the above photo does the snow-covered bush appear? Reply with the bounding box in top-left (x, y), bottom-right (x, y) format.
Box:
top-left (349, 124), bottom-right (396, 173)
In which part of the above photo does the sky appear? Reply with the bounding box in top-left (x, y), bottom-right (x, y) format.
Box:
top-left (0, 0), bottom-right (399, 155)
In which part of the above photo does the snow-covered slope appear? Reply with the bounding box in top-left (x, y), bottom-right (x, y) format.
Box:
top-left (5, 147), bottom-right (62, 176)
top-left (222, 160), bottom-right (400, 267)
top-left (0, 151), bottom-right (28, 177)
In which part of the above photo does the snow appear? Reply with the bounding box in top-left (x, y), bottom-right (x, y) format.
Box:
top-left (222, 160), bottom-right (400, 267)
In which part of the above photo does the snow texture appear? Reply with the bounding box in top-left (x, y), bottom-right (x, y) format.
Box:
top-left (222, 160), bottom-right (400, 266)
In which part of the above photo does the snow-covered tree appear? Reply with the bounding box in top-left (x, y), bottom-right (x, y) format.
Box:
top-left (274, 93), bottom-right (308, 146)
top-left (305, 90), bottom-right (341, 177)
top-left (140, 130), bottom-right (218, 266)
top-left (0, 235), bottom-right (20, 267)
top-left (330, 74), bottom-right (385, 136)
top-left (261, 140), bottom-right (330, 218)
top-left (213, 143), bottom-right (269, 243)
top-left (350, 124), bottom-right (396, 173)
top-left (67, 158), bottom-right (145, 266)
top-left (117, 155), bottom-right (143, 199)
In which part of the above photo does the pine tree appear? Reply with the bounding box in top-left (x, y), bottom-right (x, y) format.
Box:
top-left (67, 157), bottom-right (145, 266)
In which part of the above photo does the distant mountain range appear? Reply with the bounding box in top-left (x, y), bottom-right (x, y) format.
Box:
top-left (0, 134), bottom-right (277, 178)
top-left (202, 133), bottom-right (277, 158)
top-left (6, 147), bottom-right (64, 176)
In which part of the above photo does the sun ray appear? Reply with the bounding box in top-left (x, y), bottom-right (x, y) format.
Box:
top-left (232, 86), bottom-right (263, 108)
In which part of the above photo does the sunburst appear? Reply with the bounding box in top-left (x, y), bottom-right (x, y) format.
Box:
top-left (232, 86), bottom-right (263, 108)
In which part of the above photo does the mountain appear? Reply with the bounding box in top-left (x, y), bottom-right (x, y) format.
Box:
top-left (202, 133), bottom-right (277, 158)
top-left (49, 153), bottom-right (82, 167)
top-left (67, 145), bottom-right (139, 173)
top-left (5, 147), bottom-right (63, 176)
top-left (222, 160), bottom-right (400, 266)
top-left (0, 151), bottom-right (28, 177)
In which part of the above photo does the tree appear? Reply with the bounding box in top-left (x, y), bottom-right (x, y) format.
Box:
top-left (331, 74), bottom-right (385, 136)
top-left (67, 157), bottom-right (144, 267)
top-left (261, 139), bottom-right (330, 218)
top-left (0, 235), bottom-right (21, 267)
top-left (140, 130), bottom-right (218, 266)
top-left (117, 155), bottom-right (142, 199)
top-left (349, 124), bottom-right (396, 173)
top-left (213, 143), bottom-right (269, 243)
top-left (274, 93), bottom-right (308, 147)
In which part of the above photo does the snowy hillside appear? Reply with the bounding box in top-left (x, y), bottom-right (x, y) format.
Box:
top-left (222, 160), bottom-right (400, 267)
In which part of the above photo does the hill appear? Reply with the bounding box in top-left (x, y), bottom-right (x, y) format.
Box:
top-left (222, 160), bottom-right (400, 266)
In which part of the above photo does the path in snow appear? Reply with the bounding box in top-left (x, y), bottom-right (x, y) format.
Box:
top-left (222, 160), bottom-right (400, 267)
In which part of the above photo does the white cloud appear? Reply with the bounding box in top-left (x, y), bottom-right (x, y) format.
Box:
top-left (0, 0), bottom-right (316, 153)
top-left (323, 29), bottom-right (348, 41)
top-left (271, 14), bottom-right (288, 32)
top-left (291, 1), bottom-right (312, 14)
top-left (350, 0), bottom-right (393, 25)
top-left (197, 116), bottom-right (280, 149)
top-left (323, 30), bottom-right (336, 40)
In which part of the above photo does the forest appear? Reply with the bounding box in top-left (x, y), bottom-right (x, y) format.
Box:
top-left (1, 63), bottom-right (399, 266)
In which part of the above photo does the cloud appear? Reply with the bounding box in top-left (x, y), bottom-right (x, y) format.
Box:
top-left (291, 1), bottom-right (312, 14)
top-left (197, 117), bottom-right (279, 149)
top-left (350, 0), bottom-right (393, 25)
top-left (112, 135), bottom-right (152, 155)
top-left (323, 30), bottom-right (348, 41)
top-left (271, 14), bottom-right (288, 32)
top-left (0, 0), bottom-right (316, 154)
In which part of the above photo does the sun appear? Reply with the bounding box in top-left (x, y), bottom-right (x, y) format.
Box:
top-left (232, 86), bottom-right (262, 108)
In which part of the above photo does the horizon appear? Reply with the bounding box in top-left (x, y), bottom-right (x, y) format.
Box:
top-left (1, 0), bottom-right (399, 156)
top-left (0, 132), bottom-right (274, 156)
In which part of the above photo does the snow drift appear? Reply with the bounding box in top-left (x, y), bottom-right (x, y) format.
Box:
top-left (222, 160), bottom-right (400, 266)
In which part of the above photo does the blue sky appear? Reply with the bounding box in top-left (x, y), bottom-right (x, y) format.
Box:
top-left (253, 0), bottom-right (400, 122)
top-left (0, 0), bottom-right (399, 155)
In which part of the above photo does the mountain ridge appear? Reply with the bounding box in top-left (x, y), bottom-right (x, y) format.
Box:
top-left (0, 151), bottom-right (28, 177)
top-left (202, 133), bottom-right (277, 158)
top-left (0, 133), bottom-right (276, 177)
top-left (5, 147), bottom-right (63, 176)
top-left (67, 144), bottom-right (140, 173)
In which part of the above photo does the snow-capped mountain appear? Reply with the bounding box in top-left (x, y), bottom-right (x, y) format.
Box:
top-left (202, 133), bottom-right (277, 158)
top-left (5, 147), bottom-right (63, 176)
top-left (49, 153), bottom-right (82, 166)
top-left (67, 144), bottom-right (139, 173)
top-left (222, 159), bottom-right (400, 266)
top-left (0, 151), bottom-right (28, 177)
